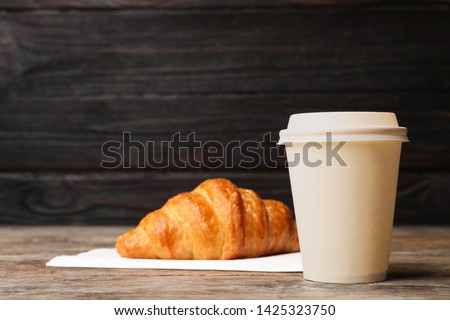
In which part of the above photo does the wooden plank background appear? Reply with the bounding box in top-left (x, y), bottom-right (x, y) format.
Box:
top-left (0, 1), bottom-right (449, 9)
top-left (0, 1), bottom-right (449, 224)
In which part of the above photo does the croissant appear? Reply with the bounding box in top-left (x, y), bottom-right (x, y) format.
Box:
top-left (116, 178), bottom-right (300, 260)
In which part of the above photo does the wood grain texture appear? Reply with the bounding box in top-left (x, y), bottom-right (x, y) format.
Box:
top-left (0, 8), bottom-right (449, 170)
top-left (0, 171), bottom-right (448, 225)
top-left (1, 93), bottom-right (449, 170)
top-left (1, 0), bottom-right (449, 10)
top-left (2, 9), bottom-right (449, 92)
top-left (0, 226), bottom-right (449, 299)
top-left (0, 5), bottom-right (449, 227)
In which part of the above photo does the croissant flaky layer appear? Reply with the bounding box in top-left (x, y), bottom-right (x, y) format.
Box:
top-left (116, 178), bottom-right (300, 260)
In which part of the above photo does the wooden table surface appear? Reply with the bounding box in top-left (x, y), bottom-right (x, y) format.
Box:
top-left (0, 226), bottom-right (449, 299)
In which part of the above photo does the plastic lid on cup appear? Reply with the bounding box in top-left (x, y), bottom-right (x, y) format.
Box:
top-left (278, 112), bottom-right (409, 144)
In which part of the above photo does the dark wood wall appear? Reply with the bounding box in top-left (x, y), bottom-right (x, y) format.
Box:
top-left (0, 0), bottom-right (449, 225)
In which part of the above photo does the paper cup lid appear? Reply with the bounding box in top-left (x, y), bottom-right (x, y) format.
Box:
top-left (278, 112), bottom-right (409, 143)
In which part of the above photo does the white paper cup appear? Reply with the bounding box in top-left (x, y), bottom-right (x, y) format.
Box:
top-left (279, 112), bottom-right (408, 283)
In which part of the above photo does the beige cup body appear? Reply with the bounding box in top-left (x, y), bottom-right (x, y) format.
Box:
top-left (286, 140), bottom-right (402, 283)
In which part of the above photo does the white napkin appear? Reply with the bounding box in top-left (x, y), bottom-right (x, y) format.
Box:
top-left (46, 249), bottom-right (302, 272)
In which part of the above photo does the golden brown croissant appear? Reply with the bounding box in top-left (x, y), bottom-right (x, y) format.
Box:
top-left (116, 178), bottom-right (300, 260)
